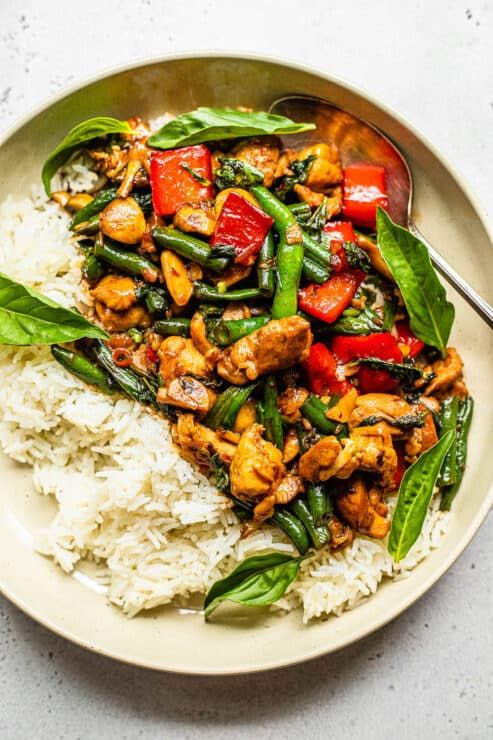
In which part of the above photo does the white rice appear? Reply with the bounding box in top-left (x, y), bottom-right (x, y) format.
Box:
top-left (0, 169), bottom-right (450, 621)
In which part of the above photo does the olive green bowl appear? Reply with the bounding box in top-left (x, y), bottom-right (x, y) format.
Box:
top-left (0, 54), bottom-right (491, 675)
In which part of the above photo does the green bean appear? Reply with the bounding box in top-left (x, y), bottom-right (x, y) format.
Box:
top-left (152, 227), bottom-right (230, 273)
top-left (193, 282), bottom-right (262, 303)
top-left (290, 498), bottom-right (329, 549)
top-left (256, 399), bottom-right (265, 426)
top-left (300, 394), bottom-right (340, 435)
top-left (70, 187), bottom-right (118, 229)
top-left (302, 256), bottom-right (330, 284)
top-left (82, 253), bottom-right (105, 282)
top-left (301, 230), bottom-right (331, 267)
top-left (437, 396), bottom-right (460, 487)
top-left (287, 202), bottom-right (312, 221)
top-left (51, 345), bottom-right (115, 395)
top-left (94, 240), bottom-right (159, 281)
top-left (440, 396), bottom-right (474, 511)
top-left (307, 483), bottom-right (330, 525)
top-left (231, 496), bottom-right (310, 555)
top-left (143, 287), bottom-right (169, 316)
top-left (251, 186), bottom-right (301, 237)
top-left (256, 231), bottom-right (275, 297)
top-left (90, 340), bottom-right (155, 405)
top-left (73, 213), bottom-right (101, 235)
top-left (209, 316), bottom-right (269, 346)
top-left (204, 383), bottom-right (258, 430)
top-left (263, 376), bottom-right (283, 450)
top-left (128, 328), bottom-right (144, 344)
top-left (153, 318), bottom-right (191, 337)
top-left (270, 509), bottom-right (310, 555)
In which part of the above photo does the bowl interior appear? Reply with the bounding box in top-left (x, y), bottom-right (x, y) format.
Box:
top-left (0, 55), bottom-right (492, 674)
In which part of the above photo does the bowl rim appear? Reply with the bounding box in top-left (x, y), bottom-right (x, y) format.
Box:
top-left (0, 51), bottom-right (492, 675)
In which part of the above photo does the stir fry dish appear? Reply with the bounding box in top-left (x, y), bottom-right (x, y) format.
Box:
top-left (0, 107), bottom-right (473, 618)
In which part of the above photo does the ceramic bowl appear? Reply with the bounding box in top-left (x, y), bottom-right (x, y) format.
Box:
top-left (0, 54), bottom-right (491, 674)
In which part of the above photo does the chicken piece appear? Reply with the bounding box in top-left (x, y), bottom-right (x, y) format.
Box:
top-left (173, 413), bottom-right (237, 466)
top-left (222, 302), bottom-right (251, 321)
top-left (190, 312), bottom-right (221, 368)
top-left (173, 203), bottom-right (216, 237)
top-left (94, 302), bottom-right (150, 332)
top-left (292, 144), bottom-right (343, 191)
top-left (326, 388), bottom-right (359, 423)
top-left (369, 487), bottom-right (388, 517)
top-left (99, 197), bottom-right (146, 245)
top-left (324, 186), bottom-right (343, 219)
top-left (157, 376), bottom-right (217, 414)
top-left (424, 348), bottom-right (464, 397)
top-left (217, 316), bottom-right (313, 385)
top-left (355, 232), bottom-right (394, 281)
top-left (253, 495), bottom-right (276, 523)
top-left (158, 336), bottom-right (210, 383)
top-left (404, 406), bottom-right (439, 459)
top-left (131, 343), bottom-right (157, 376)
top-left (282, 428), bottom-right (300, 463)
top-left (277, 386), bottom-right (309, 423)
top-left (161, 250), bottom-right (193, 307)
top-left (349, 393), bottom-right (413, 430)
top-left (272, 474), bottom-right (304, 505)
top-left (298, 436), bottom-right (343, 482)
top-left (335, 476), bottom-right (390, 539)
top-left (230, 423), bottom-right (285, 501)
top-left (328, 516), bottom-right (354, 551)
top-left (337, 425), bottom-right (397, 489)
top-left (233, 399), bottom-right (257, 434)
top-left (91, 274), bottom-right (137, 312)
top-left (88, 145), bottom-right (129, 180)
top-left (293, 185), bottom-right (326, 208)
top-left (231, 137), bottom-right (281, 188)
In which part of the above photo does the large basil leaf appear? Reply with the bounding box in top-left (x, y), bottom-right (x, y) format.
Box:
top-left (376, 208), bottom-right (454, 355)
top-left (204, 552), bottom-right (304, 621)
top-left (0, 272), bottom-right (107, 345)
top-left (388, 430), bottom-right (454, 562)
top-left (147, 107), bottom-right (315, 149)
top-left (42, 116), bottom-right (133, 195)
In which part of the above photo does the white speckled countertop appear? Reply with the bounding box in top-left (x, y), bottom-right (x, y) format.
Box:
top-left (0, 1), bottom-right (492, 737)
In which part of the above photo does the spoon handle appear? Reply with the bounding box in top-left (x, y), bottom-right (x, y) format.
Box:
top-left (410, 224), bottom-right (493, 329)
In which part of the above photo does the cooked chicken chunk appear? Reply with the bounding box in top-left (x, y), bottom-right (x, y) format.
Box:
top-left (404, 406), bottom-right (439, 459)
top-left (231, 137), bottom-right (281, 188)
top-left (335, 476), bottom-right (390, 539)
top-left (158, 336), bottom-right (210, 383)
top-left (278, 386), bottom-right (309, 423)
top-left (326, 388), bottom-right (359, 423)
top-left (172, 413), bottom-right (237, 466)
top-left (91, 274), bottom-right (137, 312)
top-left (217, 316), bottom-right (312, 385)
top-left (157, 376), bottom-right (217, 414)
top-left (190, 312), bottom-right (220, 368)
top-left (424, 348), bottom-right (464, 397)
top-left (272, 474), bottom-right (304, 505)
top-left (348, 393), bottom-right (413, 431)
top-left (328, 516), bottom-right (354, 551)
top-left (293, 185), bottom-right (326, 208)
top-left (99, 197), bottom-right (146, 245)
top-left (298, 436), bottom-right (343, 482)
top-left (230, 423), bottom-right (285, 501)
top-left (293, 144), bottom-right (343, 191)
top-left (94, 302), bottom-right (150, 332)
top-left (233, 399), bottom-right (257, 434)
top-left (173, 203), bottom-right (216, 237)
top-left (282, 428), bottom-right (300, 463)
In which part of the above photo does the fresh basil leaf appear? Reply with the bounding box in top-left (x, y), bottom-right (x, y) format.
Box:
top-left (42, 116), bottom-right (134, 195)
top-left (388, 431), bottom-right (455, 561)
top-left (210, 453), bottom-right (230, 493)
top-left (147, 107), bottom-right (315, 150)
top-left (355, 357), bottom-right (433, 389)
top-left (274, 154), bottom-right (316, 202)
top-left (344, 241), bottom-right (372, 272)
top-left (204, 552), bottom-right (304, 620)
top-left (0, 272), bottom-right (107, 345)
top-left (359, 411), bottom-right (426, 431)
top-left (376, 208), bottom-right (454, 355)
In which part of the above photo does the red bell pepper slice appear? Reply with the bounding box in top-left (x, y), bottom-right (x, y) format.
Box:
top-left (323, 221), bottom-right (356, 273)
top-left (150, 145), bottom-right (214, 216)
top-left (304, 343), bottom-right (353, 397)
top-left (331, 332), bottom-right (403, 393)
top-left (342, 164), bottom-right (387, 229)
top-left (210, 191), bottom-right (273, 266)
top-left (298, 270), bottom-right (365, 324)
top-left (395, 320), bottom-right (425, 358)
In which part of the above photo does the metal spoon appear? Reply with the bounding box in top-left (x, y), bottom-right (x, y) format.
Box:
top-left (270, 95), bottom-right (493, 329)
